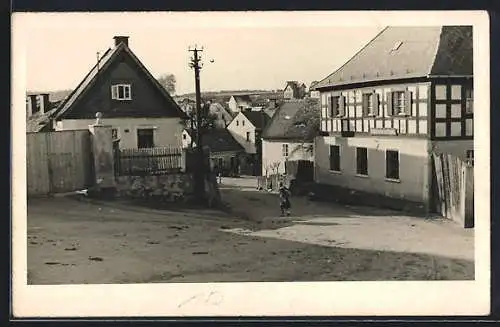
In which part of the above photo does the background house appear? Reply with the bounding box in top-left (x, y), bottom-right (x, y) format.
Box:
top-left (261, 98), bottom-right (320, 175)
top-left (227, 110), bottom-right (271, 175)
top-left (26, 93), bottom-right (59, 133)
top-left (309, 81), bottom-right (321, 98)
top-left (49, 35), bottom-right (187, 149)
top-left (283, 81), bottom-right (307, 100)
top-left (228, 95), bottom-right (252, 113)
top-left (311, 26), bottom-right (473, 212)
top-left (181, 128), bottom-right (244, 176)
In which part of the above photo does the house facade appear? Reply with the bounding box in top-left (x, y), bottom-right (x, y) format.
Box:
top-left (51, 36), bottom-right (187, 149)
top-left (228, 95), bottom-right (253, 113)
top-left (227, 110), bottom-right (271, 175)
top-left (283, 81), bottom-right (307, 100)
top-left (312, 26), bottom-right (473, 211)
top-left (261, 98), bottom-right (319, 175)
top-left (181, 128), bottom-right (244, 176)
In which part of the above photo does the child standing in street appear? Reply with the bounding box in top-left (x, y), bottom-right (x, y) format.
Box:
top-left (278, 182), bottom-right (291, 216)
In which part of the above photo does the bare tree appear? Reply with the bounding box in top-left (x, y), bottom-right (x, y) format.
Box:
top-left (157, 73), bottom-right (176, 95)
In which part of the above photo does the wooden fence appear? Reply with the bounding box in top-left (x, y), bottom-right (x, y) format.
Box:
top-left (27, 130), bottom-right (93, 196)
top-left (114, 147), bottom-right (185, 176)
top-left (432, 153), bottom-right (474, 228)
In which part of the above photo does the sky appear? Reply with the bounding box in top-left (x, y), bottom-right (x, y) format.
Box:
top-left (17, 12), bottom-right (388, 95)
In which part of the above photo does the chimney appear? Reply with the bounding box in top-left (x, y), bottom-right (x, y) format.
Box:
top-left (29, 95), bottom-right (39, 115)
top-left (113, 36), bottom-right (129, 47)
top-left (40, 93), bottom-right (50, 114)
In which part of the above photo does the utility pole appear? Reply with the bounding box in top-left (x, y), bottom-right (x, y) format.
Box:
top-left (189, 45), bottom-right (205, 203)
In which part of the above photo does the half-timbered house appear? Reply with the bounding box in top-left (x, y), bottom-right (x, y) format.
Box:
top-left (311, 26), bottom-right (473, 211)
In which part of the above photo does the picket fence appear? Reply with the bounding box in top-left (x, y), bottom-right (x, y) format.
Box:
top-left (114, 147), bottom-right (185, 176)
top-left (432, 152), bottom-right (474, 228)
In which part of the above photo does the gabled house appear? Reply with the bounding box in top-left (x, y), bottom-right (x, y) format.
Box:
top-left (50, 35), bottom-right (187, 149)
top-left (311, 26), bottom-right (473, 212)
top-left (261, 98), bottom-right (320, 175)
top-left (228, 95), bottom-right (253, 113)
top-left (283, 81), bottom-right (307, 100)
top-left (181, 128), bottom-right (244, 176)
top-left (227, 110), bottom-right (271, 175)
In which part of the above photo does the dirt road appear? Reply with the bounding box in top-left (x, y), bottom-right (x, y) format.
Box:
top-left (27, 182), bottom-right (474, 284)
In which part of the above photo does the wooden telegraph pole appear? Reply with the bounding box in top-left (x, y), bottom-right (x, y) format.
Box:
top-left (189, 45), bottom-right (205, 203)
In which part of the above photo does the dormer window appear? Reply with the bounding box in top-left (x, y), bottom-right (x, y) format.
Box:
top-left (111, 84), bottom-right (132, 100)
top-left (391, 41), bottom-right (403, 52)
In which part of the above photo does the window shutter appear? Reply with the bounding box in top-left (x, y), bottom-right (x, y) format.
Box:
top-left (327, 97), bottom-right (332, 117)
top-left (339, 95), bottom-right (346, 116)
top-left (373, 93), bottom-right (380, 116)
top-left (111, 86), bottom-right (116, 99)
top-left (387, 91), bottom-right (393, 116)
top-left (404, 90), bottom-right (412, 116)
top-left (362, 94), bottom-right (369, 116)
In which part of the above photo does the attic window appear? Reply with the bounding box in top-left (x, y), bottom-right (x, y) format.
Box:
top-left (111, 84), bottom-right (132, 100)
top-left (391, 41), bottom-right (403, 52)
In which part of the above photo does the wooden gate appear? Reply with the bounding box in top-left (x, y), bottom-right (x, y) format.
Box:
top-left (27, 130), bottom-right (93, 196)
top-left (432, 153), bottom-right (474, 228)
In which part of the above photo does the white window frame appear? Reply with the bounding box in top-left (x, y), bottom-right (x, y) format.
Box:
top-left (392, 91), bottom-right (405, 115)
top-left (282, 144), bottom-right (289, 157)
top-left (111, 84), bottom-right (132, 100)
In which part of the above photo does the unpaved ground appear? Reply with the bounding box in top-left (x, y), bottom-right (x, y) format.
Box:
top-left (219, 177), bottom-right (475, 261)
top-left (27, 183), bottom-right (474, 284)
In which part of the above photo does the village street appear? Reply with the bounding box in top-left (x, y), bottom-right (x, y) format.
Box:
top-left (27, 176), bottom-right (474, 284)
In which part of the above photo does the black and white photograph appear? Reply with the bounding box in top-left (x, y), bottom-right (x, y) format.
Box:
top-left (12, 11), bottom-right (490, 317)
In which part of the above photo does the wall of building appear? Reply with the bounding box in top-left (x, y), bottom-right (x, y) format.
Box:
top-left (314, 135), bottom-right (431, 203)
top-left (431, 140), bottom-right (474, 160)
top-left (55, 117), bottom-right (184, 149)
top-left (61, 52), bottom-right (182, 120)
top-left (227, 113), bottom-right (257, 154)
top-left (320, 81), bottom-right (431, 137)
top-left (262, 139), bottom-right (314, 175)
top-left (284, 86), bottom-right (294, 99)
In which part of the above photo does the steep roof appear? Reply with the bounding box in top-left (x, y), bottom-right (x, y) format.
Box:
top-left (52, 40), bottom-right (186, 120)
top-left (262, 98), bottom-right (320, 142)
top-left (232, 95), bottom-right (252, 104)
top-left (26, 108), bottom-right (57, 133)
top-left (186, 128), bottom-right (244, 153)
top-left (242, 110), bottom-right (271, 130)
top-left (313, 26), bottom-right (473, 90)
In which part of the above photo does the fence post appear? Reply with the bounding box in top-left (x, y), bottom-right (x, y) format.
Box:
top-left (462, 164), bottom-right (474, 228)
top-left (88, 123), bottom-right (116, 190)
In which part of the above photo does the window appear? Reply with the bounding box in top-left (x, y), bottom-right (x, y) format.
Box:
top-left (388, 90), bottom-right (412, 116)
top-left (183, 134), bottom-right (187, 140)
top-left (246, 132), bottom-right (250, 142)
top-left (242, 120), bottom-right (245, 126)
top-left (112, 128), bottom-right (118, 140)
top-left (33, 97), bottom-right (41, 114)
top-left (385, 150), bottom-right (400, 180)
top-left (391, 41), bottom-right (403, 52)
top-left (111, 84), bottom-right (132, 100)
top-left (356, 147), bottom-right (368, 175)
top-left (282, 144), bottom-right (289, 157)
top-left (392, 91), bottom-right (405, 114)
top-left (329, 145), bottom-right (341, 172)
top-left (236, 120), bottom-right (239, 126)
top-left (362, 93), bottom-right (379, 116)
top-left (137, 128), bottom-right (154, 148)
top-left (465, 87), bottom-right (473, 114)
top-left (328, 96), bottom-right (345, 117)
top-left (466, 150), bottom-right (474, 165)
